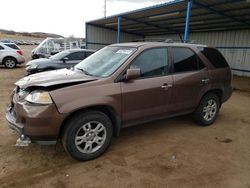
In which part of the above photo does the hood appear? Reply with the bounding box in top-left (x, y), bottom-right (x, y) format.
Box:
top-left (26, 58), bottom-right (59, 66)
top-left (16, 68), bottom-right (97, 89)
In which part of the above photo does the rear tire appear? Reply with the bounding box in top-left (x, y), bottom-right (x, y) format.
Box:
top-left (192, 93), bottom-right (220, 126)
top-left (62, 111), bottom-right (113, 161)
top-left (3, 57), bottom-right (17, 69)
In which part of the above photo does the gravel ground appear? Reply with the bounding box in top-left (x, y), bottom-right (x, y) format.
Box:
top-left (0, 46), bottom-right (250, 188)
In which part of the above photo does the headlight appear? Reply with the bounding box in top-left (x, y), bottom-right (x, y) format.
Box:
top-left (25, 90), bottom-right (53, 104)
top-left (27, 64), bottom-right (38, 69)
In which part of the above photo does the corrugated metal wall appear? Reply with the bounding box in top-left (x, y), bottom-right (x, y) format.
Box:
top-left (147, 30), bottom-right (250, 77)
top-left (87, 24), bottom-right (250, 77)
top-left (86, 24), bottom-right (142, 50)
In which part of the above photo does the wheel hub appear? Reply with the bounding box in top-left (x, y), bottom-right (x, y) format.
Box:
top-left (75, 121), bottom-right (107, 154)
top-left (6, 59), bottom-right (15, 68)
top-left (86, 132), bottom-right (96, 141)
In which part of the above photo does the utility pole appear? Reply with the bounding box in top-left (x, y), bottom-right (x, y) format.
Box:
top-left (104, 0), bottom-right (107, 18)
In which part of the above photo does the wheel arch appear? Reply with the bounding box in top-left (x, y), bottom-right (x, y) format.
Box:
top-left (3, 56), bottom-right (17, 63)
top-left (200, 89), bottom-right (223, 106)
top-left (59, 105), bottom-right (121, 139)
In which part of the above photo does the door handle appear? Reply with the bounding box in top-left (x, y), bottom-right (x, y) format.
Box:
top-left (201, 78), bottom-right (210, 83)
top-left (161, 83), bottom-right (172, 89)
top-left (202, 78), bottom-right (209, 82)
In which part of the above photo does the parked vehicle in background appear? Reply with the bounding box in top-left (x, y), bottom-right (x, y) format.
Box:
top-left (0, 39), bottom-right (39, 45)
top-left (0, 42), bottom-right (25, 68)
top-left (26, 49), bottom-right (95, 75)
top-left (31, 38), bottom-right (81, 59)
top-left (6, 42), bottom-right (232, 161)
top-left (0, 39), bottom-right (14, 43)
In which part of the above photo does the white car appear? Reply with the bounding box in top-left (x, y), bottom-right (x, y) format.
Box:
top-left (0, 43), bottom-right (25, 68)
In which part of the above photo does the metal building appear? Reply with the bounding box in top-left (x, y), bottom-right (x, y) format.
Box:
top-left (85, 0), bottom-right (250, 77)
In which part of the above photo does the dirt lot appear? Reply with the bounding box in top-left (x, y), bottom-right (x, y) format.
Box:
top-left (0, 46), bottom-right (250, 188)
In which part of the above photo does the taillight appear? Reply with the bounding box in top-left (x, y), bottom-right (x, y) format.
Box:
top-left (17, 50), bottom-right (23, 55)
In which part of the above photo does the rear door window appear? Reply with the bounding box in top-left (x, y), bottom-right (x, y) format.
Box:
top-left (5, 44), bottom-right (19, 50)
top-left (198, 47), bottom-right (229, 68)
top-left (172, 47), bottom-right (205, 73)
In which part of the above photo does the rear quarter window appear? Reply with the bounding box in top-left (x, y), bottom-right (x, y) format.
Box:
top-left (5, 44), bottom-right (19, 50)
top-left (0, 45), bottom-right (4, 50)
top-left (198, 47), bottom-right (229, 68)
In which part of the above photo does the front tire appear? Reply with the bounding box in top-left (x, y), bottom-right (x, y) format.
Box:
top-left (32, 54), bottom-right (39, 59)
top-left (62, 111), bottom-right (113, 161)
top-left (3, 57), bottom-right (17, 69)
top-left (193, 93), bottom-right (220, 126)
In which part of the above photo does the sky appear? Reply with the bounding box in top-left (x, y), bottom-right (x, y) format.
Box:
top-left (0, 0), bottom-right (169, 38)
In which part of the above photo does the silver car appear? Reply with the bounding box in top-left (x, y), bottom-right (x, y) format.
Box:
top-left (0, 43), bottom-right (25, 68)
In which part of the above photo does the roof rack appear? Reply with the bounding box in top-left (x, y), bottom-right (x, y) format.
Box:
top-left (164, 39), bottom-right (174, 43)
top-left (131, 38), bottom-right (183, 43)
top-left (189, 40), bottom-right (196, 44)
top-left (132, 38), bottom-right (166, 42)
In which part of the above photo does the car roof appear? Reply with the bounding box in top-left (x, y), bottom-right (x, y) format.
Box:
top-left (110, 42), bottom-right (207, 48)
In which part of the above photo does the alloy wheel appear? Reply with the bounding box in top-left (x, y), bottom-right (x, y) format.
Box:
top-left (75, 121), bottom-right (107, 154)
top-left (203, 99), bottom-right (217, 121)
top-left (5, 59), bottom-right (16, 68)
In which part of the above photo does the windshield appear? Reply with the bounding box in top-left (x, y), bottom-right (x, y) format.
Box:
top-left (75, 46), bottom-right (136, 77)
top-left (49, 50), bottom-right (70, 60)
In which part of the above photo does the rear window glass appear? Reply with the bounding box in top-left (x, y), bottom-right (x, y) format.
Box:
top-left (5, 44), bottom-right (19, 50)
top-left (66, 51), bottom-right (85, 60)
top-left (85, 51), bottom-right (94, 57)
top-left (198, 47), bottom-right (229, 68)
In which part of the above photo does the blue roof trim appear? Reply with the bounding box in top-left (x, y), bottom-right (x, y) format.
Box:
top-left (231, 68), bottom-right (250, 73)
top-left (87, 23), bottom-right (144, 37)
top-left (217, 46), bottom-right (250, 49)
top-left (86, 0), bottom-right (184, 24)
top-left (192, 0), bottom-right (250, 27)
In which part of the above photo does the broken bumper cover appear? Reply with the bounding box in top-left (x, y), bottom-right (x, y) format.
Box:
top-left (6, 106), bottom-right (23, 135)
top-left (5, 101), bottom-right (67, 143)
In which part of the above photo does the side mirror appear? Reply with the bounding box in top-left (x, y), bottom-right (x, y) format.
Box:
top-left (125, 68), bottom-right (141, 80)
top-left (62, 57), bottom-right (69, 62)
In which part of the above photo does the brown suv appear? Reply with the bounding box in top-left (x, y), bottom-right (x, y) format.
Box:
top-left (6, 42), bottom-right (232, 161)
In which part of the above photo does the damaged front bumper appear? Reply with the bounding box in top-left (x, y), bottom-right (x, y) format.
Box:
top-left (6, 106), bottom-right (31, 146)
top-left (5, 92), bottom-right (67, 145)
top-left (6, 105), bottom-right (23, 135)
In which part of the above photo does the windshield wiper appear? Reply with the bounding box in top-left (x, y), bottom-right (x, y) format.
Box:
top-left (76, 67), bottom-right (93, 76)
